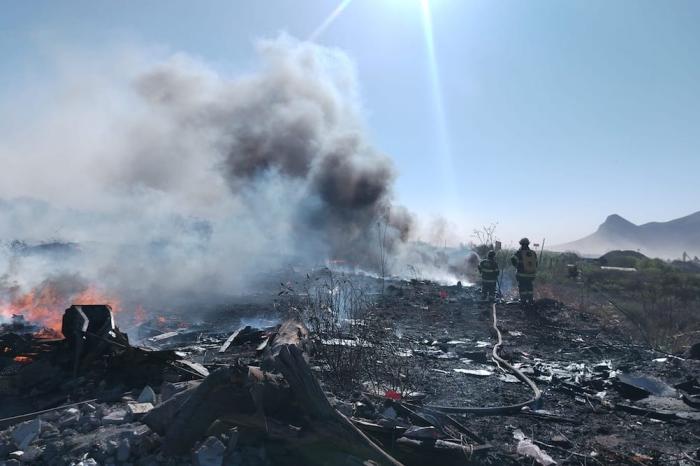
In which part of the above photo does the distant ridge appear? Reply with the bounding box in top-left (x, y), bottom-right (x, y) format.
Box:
top-left (553, 211), bottom-right (700, 259)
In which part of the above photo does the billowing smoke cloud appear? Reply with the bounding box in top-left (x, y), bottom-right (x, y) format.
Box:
top-left (0, 35), bottom-right (414, 319)
top-left (131, 37), bottom-right (412, 264)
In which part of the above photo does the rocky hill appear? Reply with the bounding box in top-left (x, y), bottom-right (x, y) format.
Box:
top-left (554, 211), bottom-right (700, 259)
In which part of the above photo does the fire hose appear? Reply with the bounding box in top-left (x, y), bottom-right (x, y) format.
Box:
top-left (426, 302), bottom-right (542, 415)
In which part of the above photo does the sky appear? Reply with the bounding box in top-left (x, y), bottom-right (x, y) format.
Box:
top-left (1, 0), bottom-right (699, 246)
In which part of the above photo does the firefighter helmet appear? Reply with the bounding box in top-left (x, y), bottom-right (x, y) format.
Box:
top-left (519, 237), bottom-right (530, 246)
top-left (487, 250), bottom-right (496, 259)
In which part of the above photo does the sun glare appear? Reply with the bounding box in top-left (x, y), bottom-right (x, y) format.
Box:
top-left (307, 0), bottom-right (456, 204)
top-left (308, 0), bottom-right (353, 41)
top-left (419, 0), bottom-right (457, 205)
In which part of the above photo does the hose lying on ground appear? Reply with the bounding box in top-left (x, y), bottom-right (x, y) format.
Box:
top-left (426, 302), bottom-right (542, 415)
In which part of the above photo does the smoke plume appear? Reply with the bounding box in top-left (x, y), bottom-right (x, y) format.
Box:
top-left (0, 35), bottom-right (414, 317)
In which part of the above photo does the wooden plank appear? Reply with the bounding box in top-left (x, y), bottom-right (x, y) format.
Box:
top-left (218, 326), bottom-right (246, 353)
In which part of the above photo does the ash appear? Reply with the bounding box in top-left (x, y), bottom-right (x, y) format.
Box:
top-left (0, 270), bottom-right (699, 466)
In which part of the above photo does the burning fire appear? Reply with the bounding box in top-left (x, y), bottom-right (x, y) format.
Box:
top-left (13, 355), bottom-right (33, 364)
top-left (0, 283), bottom-right (122, 332)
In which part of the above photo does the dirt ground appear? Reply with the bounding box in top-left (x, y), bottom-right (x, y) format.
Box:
top-left (1, 273), bottom-right (699, 465)
top-left (370, 279), bottom-right (700, 465)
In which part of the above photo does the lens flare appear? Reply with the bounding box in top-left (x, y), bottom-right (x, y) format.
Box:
top-left (420, 0), bottom-right (457, 205)
top-left (308, 0), bottom-right (353, 41)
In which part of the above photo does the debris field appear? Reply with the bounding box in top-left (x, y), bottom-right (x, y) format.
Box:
top-left (0, 274), bottom-right (699, 466)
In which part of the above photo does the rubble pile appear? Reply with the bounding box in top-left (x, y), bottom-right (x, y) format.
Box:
top-left (0, 276), bottom-right (699, 465)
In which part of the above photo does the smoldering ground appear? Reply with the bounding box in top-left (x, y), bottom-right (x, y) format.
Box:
top-left (0, 35), bottom-right (425, 319)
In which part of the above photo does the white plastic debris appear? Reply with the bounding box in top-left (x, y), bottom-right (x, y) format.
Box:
top-left (321, 338), bottom-right (372, 348)
top-left (513, 429), bottom-right (556, 465)
top-left (499, 374), bottom-right (520, 383)
top-left (453, 368), bottom-right (493, 376)
top-left (516, 439), bottom-right (557, 465)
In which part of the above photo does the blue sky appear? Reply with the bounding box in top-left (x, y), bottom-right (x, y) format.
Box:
top-left (2, 0), bottom-right (699, 245)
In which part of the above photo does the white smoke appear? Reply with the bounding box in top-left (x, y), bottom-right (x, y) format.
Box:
top-left (0, 35), bottom-right (420, 315)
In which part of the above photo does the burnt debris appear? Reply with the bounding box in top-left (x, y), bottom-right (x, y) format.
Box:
top-left (0, 278), bottom-right (699, 465)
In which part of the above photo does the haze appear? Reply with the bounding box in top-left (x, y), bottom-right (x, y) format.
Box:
top-left (2, 0), bottom-right (700, 246)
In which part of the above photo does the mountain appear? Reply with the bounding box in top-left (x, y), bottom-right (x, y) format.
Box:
top-left (554, 211), bottom-right (700, 259)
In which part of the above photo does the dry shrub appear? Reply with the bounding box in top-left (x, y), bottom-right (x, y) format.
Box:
top-left (280, 269), bottom-right (426, 396)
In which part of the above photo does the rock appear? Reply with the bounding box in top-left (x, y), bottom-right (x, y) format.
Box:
top-left (103, 409), bottom-right (128, 425)
top-left (11, 419), bottom-right (41, 449)
top-left (688, 342), bottom-right (700, 360)
top-left (135, 454), bottom-right (160, 466)
top-left (143, 388), bottom-right (193, 434)
top-left (58, 412), bottom-right (81, 428)
top-left (42, 440), bottom-right (64, 460)
top-left (192, 436), bottom-right (226, 466)
top-left (39, 421), bottom-right (59, 439)
top-left (205, 420), bottom-right (231, 438)
top-left (19, 445), bottom-right (43, 463)
top-left (381, 407), bottom-right (397, 420)
top-left (129, 425), bottom-right (152, 441)
top-left (160, 381), bottom-right (200, 403)
top-left (226, 428), bottom-right (239, 453)
top-left (127, 402), bottom-right (154, 419)
top-left (117, 438), bottom-right (131, 462)
top-left (550, 435), bottom-right (572, 448)
top-left (594, 434), bottom-right (622, 448)
top-left (0, 438), bottom-right (12, 458)
top-left (137, 386), bottom-right (157, 405)
top-left (97, 384), bottom-right (126, 403)
top-left (132, 432), bottom-right (160, 457)
top-left (3, 460), bottom-right (21, 466)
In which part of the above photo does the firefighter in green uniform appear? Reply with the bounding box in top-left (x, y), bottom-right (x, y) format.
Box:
top-left (511, 237), bottom-right (537, 306)
top-left (478, 250), bottom-right (499, 301)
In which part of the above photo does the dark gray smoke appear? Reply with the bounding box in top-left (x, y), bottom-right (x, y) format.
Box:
top-left (132, 36), bottom-right (413, 266)
top-left (0, 35), bottom-right (416, 320)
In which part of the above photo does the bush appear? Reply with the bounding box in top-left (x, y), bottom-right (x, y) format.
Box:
top-left (584, 266), bottom-right (700, 352)
top-left (280, 269), bottom-right (425, 396)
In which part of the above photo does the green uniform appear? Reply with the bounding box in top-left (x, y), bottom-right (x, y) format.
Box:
top-left (511, 247), bottom-right (537, 305)
top-left (478, 258), bottom-right (499, 300)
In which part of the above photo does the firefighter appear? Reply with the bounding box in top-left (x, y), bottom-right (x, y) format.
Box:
top-left (511, 237), bottom-right (537, 306)
top-left (478, 250), bottom-right (499, 301)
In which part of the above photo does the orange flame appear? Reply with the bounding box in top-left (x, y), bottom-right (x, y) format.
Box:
top-left (0, 284), bottom-right (122, 332)
top-left (13, 355), bottom-right (33, 364)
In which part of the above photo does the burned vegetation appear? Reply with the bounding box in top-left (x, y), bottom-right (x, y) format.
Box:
top-left (1, 266), bottom-right (700, 466)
